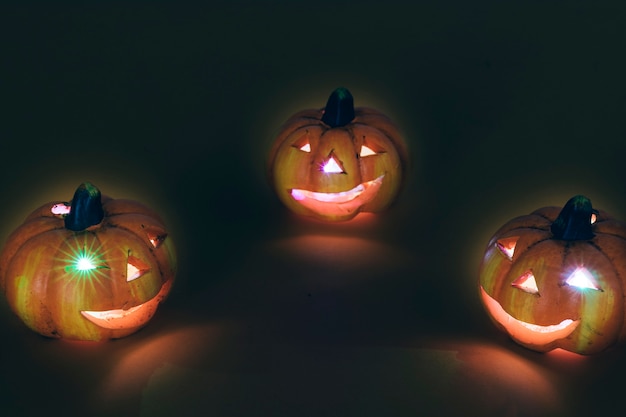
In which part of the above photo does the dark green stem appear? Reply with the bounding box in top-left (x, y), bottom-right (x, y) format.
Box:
top-left (64, 182), bottom-right (104, 231)
top-left (321, 87), bottom-right (355, 127)
top-left (550, 195), bottom-right (597, 240)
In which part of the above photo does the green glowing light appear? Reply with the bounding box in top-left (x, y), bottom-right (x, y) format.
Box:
top-left (64, 249), bottom-right (105, 275)
top-left (60, 236), bottom-right (110, 283)
top-left (76, 256), bottom-right (97, 271)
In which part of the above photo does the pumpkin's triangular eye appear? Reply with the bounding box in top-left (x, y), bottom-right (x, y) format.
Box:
top-left (512, 270), bottom-right (539, 295)
top-left (565, 267), bottom-right (602, 291)
top-left (292, 135), bottom-right (311, 153)
top-left (357, 136), bottom-right (386, 158)
top-left (358, 139), bottom-right (385, 157)
top-left (359, 145), bottom-right (377, 157)
top-left (145, 227), bottom-right (168, 248)
top-left (127, 255), bottom-right (151, 282)
top-left (496, 236), bottom-right (519, 260)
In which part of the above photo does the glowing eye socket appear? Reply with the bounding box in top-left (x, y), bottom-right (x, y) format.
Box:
top-left (512, 270), bottom-right (539, 295)
top-left (145, 227), bottom-right (168, 249)
top-left (127, 255), bottom-right (151, 282)
top-left (591, 213), bottom-right (597, 224)
top-left (496, 236), bottom-right (519, 260)
top-left (292, 135), bottom-right (311, 153)
top-left (359, 145), bottom-right (377, 157)
top-left (67, 251), bottom-right (107, 275)
top-left (76, 256), bottom-right (97, 271)
top-left (322, 157), bottom-right (345, 173)
top-left (565, 268), bottom-right (601, 291)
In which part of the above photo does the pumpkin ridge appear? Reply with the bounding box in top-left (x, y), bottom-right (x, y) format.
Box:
top-left (2, 226), bottom-right (68, 286)
top-left (531, 211), bottom-right (554, 222)
top-left (491, 214), bottom-right (554, 237)
top-left (1, 218), bottom-right (66, 257)
top-left (98, 222), bottom-right (152, 248)
top-left (560, 242), bottom-right (573, 278)
top-left (586, 239), bottom-right (625, 291)
top-left (291, 116), bottom-right (325, 124)
top-left (497, 225), bottom-right (550, 235)
top-left (1, 221), bottom-right (66, 256)
top-left (489, 228), bottom-right (551, 255)
top-left (516, 235), bottom-right (553, 255)
top-left (285, 120), bottom-right (327, 131)
top-left (105, 214), bottom-right (166, 229)
top-left (593, 230), bottom-right (626, 244)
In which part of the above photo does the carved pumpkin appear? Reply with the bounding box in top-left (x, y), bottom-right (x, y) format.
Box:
top-left (478, 195), bottom-right (626, 354)
top-left (267, 87), bottom-right (409, 222)
top-left (0, 183), bottom-right (177, 341)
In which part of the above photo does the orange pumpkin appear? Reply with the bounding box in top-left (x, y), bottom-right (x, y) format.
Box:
top-left (479, 195), bottom-right (626, 354)
top-left (268, 87), bottom-right (409, 222)
top-left (0, 183), bottom-right (177, 341)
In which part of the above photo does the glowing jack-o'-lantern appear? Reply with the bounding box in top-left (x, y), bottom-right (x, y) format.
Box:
top-left (268, 87), bottom-right (409, 222)
top-left (0, 183), bottom-right (177, 341)
top-left (479, 195), bottom-right (626, 354)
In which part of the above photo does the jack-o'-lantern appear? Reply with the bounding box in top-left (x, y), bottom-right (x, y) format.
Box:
top-left (0, 183), bottom-right (177, 341)
top-left (479, 195), bottom-right (626, 354)
top-left (268, 87), bottom-right (409, 222)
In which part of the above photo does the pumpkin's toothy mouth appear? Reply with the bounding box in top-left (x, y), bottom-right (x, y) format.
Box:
top-left (81, 297), bottom-right (161, 330)
top-left (480, 286), bottom-right (580, 346)
top-left (289, 175), bottom-right (384, 216)
top-left (80, 304), bottom-right (145, 329)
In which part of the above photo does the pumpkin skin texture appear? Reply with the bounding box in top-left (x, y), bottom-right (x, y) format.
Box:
top-left (0, 183), bottom-right (177, 341)
top-left (478, 195), bottom-right (626, 354)
top-left (268, 88), bottom-right (409, 222)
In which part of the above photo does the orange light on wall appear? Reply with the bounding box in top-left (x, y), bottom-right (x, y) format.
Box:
top-left (478, 195), bottom-right (626, 354)
top-left (0, 182), bottom-right (177, 341)
top-left (267, 87), bottom-right (409, 222)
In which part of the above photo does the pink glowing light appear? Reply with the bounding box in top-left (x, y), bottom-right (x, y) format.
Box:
top-left (565, 267), bottom-right (601, 291)
top-left (51, 203), bottom-right (71, 215)
top-left (496, 236), bottom-right (519, 260)
top-left (322, 157), bottom-right (344, 174)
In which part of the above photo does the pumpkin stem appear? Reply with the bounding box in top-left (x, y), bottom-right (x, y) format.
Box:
top-left (64, 182), bottom-right (104, 231)
top-left (321, 87), bottom-right (355, 127)
top-left (551, 195), bottom-right (597, 240)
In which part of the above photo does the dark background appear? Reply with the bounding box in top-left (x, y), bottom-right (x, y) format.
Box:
top-left (2, 1), bottom-right (626, 416)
